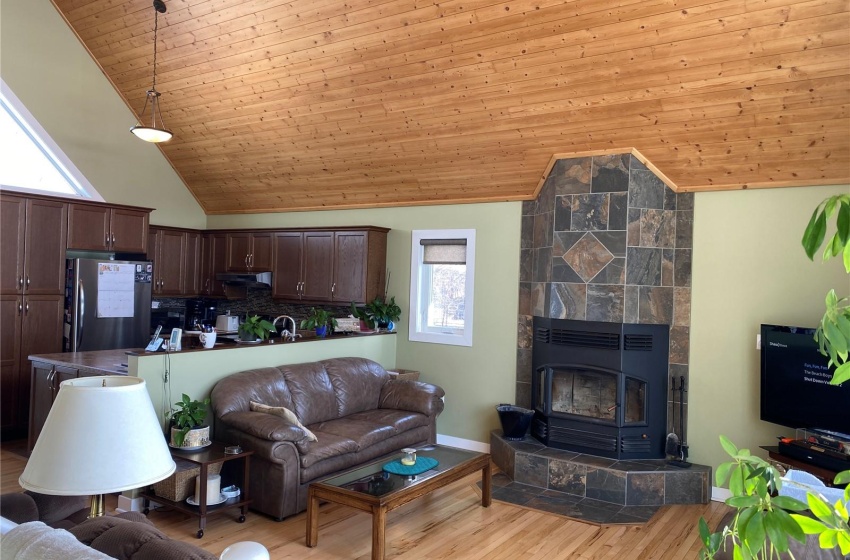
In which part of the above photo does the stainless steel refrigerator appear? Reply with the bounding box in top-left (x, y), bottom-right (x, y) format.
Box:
top-left (64, 258), bottom-right (153, 352)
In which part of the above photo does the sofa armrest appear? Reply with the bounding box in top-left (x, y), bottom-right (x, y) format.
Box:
top-left (379, 380), bottom-right (445, 417)
top-left (220, 411), bottom-right (309, 442)
top-left (0, 493), bottom-right (39, 525)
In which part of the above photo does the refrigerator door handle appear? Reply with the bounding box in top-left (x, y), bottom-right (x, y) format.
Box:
top-left (77, 278), bottom-right (85, 350)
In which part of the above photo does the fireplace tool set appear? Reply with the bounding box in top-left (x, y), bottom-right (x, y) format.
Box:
top-left (666, 375), bottom-right (692, 468)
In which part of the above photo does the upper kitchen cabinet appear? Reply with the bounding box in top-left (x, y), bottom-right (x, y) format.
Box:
top-left (67, 203), bottom-right (150, 253)
top-left (226, 232), bottom-right (273, 272)
top-left (272, 227), bottom-right (388, 304)
top-left (148, 226), bottom-right (186, 296)
top-left (0, 194), bottom-right (68, 296)
top-left (200, 233), bottom-right (228, 297)
top-left (332, 230), bottom-right (387, 304)
top-left (183, 231), bottom-right (201, 297)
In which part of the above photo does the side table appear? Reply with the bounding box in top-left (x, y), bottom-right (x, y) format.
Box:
top-left (141, 441), bottom-right (252, 538)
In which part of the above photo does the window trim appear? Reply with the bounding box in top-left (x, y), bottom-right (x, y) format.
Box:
top-left (409, 229), bottom-right (475, 347)
top-left (0, 79), bottom-right (102, 201)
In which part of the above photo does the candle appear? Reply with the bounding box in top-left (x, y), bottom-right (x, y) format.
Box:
top-left (195, 474), bottom-right (222, 503)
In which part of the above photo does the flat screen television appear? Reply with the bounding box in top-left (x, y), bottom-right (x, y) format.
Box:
top-left (760, 324), bottom-right (850, 437)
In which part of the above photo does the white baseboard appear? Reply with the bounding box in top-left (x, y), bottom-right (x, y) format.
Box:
top-left (436, 434), bottom-right (490, 453)
top-left (711, 486), bottom-right (732, 502)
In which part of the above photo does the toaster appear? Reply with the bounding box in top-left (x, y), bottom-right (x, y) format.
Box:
top-left (216, 315), bottom-right (240, 332)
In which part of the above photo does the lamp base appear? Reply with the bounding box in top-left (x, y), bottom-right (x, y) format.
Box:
top-left (88, 494), bottom-right (105, 518)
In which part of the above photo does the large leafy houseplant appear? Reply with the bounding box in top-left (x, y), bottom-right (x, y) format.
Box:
top-left (169, 394), bottom-right (211, 448)
top-left (238, 315), bottom-right (274, 342)
top-left (699, 437), bottom-right (849, 559)
top-left (801, 194), bottom-right (850, 386)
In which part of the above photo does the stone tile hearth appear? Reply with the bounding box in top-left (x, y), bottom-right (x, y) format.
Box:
top-left (490, 431), bottom-right (710, 524)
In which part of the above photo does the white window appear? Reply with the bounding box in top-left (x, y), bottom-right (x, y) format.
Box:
top-left (0, 79), bottom-right (100, 200)
top-left (409, 229), bottom-right (475, 346)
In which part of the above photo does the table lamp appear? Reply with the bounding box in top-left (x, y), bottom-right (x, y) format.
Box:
top-left (19, 376), bottom-right (176, 517)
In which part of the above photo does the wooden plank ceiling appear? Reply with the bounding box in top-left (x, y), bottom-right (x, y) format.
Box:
top-left (53, 0), bottom-right (850, 214)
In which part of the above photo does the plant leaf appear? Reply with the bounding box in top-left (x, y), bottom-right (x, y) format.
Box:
top-left (837, 199), bottom-right (850, 244)
top-left (819, 529), bottom-right (838, 549)
top-left (770, 495), bottom-right (809, 511)
top-left (834, 471), bottom-right (850, 485)
top-left (716, 462), bottom-right (734, 486)
top-left (831, 361), bottom-right (850, 385)
top-left (720, 435), bottom-right (739, 457)
top-left (806, 493), bottom-right (835, 522)
top-left (802, 206), bottom-right (824, 260)
top-left (728, 496), bottom-right (761, 508)
top-left (776, 509), bottom-right (806, 544)
top-left (791, 514), bottom-right (827, 535)
top-left (743, 512), bottom-right (766, 557)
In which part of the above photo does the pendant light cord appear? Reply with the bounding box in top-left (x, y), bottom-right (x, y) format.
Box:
top-left (152, 8), bottom-right (159, 92)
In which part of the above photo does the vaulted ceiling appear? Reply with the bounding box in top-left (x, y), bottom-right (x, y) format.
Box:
top-left (53, 0), bottom-right (850, 214)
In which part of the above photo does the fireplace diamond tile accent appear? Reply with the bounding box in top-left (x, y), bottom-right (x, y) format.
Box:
top-left (562, 233), bottom-right (613, 282)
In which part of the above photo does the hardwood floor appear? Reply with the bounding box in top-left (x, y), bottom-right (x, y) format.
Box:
top-left (0, 444), bottom-right (729, 559)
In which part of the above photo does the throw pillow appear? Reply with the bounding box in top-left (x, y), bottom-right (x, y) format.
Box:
top-left (249, 401), bottom-right (318, 442)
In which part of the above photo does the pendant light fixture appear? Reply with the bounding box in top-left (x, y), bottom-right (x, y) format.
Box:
top-left (130, 0), bottom-right (172, 143)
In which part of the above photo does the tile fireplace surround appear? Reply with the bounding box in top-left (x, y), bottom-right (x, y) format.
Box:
top-left (490, 431), bottom-right (710, 524)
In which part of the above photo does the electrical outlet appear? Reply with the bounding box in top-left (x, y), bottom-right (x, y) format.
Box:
top-left (756, 334), bottom-right (761, 350)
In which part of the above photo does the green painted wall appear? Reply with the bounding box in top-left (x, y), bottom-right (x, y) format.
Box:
top-left (208, 202), bottom-right (522, 443)
top-left (689, 184), bottom-right (849, 475)
top-left (0, 1), bottom-right (205, 229)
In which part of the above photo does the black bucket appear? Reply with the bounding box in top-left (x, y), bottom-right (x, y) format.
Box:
top-left (496, 404), bottom-right (535, 440)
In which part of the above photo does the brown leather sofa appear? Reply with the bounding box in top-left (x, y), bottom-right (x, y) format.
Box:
top-left (210, 357), bottom-right (445, 520)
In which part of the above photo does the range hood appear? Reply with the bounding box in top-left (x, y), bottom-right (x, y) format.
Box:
top-left (215, 271), bottom-right (272, 287)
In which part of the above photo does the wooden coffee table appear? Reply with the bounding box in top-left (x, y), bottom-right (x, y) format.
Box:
top-left (306, 445), bottom-right (491, 560)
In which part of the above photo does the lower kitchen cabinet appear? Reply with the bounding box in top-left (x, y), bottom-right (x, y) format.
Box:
top-left (28, 363), bottom-right (80, 450)
top-left (0, 294), bottom-right (63, 441)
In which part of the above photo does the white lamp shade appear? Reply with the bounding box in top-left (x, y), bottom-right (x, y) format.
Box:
top-left (219, 542), bottom-right (270, 560)
top-left (130, 125), bottom-right (173, 143)
top-left (20, 376), bottom-right (176, 495)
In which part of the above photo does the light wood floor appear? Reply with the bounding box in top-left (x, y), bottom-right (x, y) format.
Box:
top-left (0, 444), bottom-right (730, 559)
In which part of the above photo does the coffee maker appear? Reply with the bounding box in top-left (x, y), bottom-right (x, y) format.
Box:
top-left (185, 299), bottom-right (217, 331)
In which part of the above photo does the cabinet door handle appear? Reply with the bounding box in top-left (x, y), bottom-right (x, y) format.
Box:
top-left (204, 278), bottom-right (210, 293)
top-left (17, 300), bottom-right (22, 315)
top-left (48, 368), bottom-right (56, 393)
top-left (25, 302), bottom-right (29, 314)
top-left (26, 276), bottom-right (30, 287)
top-left (106, 233), bottom-right (110, 246)
top-left (18, 276), bottom-right (23, 290)
top-left (111, 233), bottom-right (116, 245)
top-left (249, 253), bottom-right (253, 268)
top-left (331, 282), bottom-right (335, 295)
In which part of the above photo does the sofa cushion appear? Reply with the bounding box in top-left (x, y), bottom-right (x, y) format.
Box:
top-left (281, 361), bottom-right (339, 425)
top-left (249, 401), bottom-right (318, 441)
top-left (322, 358), bottom-right (389, 417)
top-left (299, 432), bottom-right (359, 468)
top-left (24, 492), bottom-right (87, 526)
top-left (210, 366), bottom-right (294, 418)
top-left (346, 409), bottom-right (430, 435)
top-left (310, 417), bottom-right (395, 451)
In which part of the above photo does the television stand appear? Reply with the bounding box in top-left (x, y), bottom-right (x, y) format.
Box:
top-left (761, 445), bottom-right (844, 487)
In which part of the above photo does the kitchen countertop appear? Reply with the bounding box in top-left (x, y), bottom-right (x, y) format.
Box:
top-left (28, 332), bottom-right (396, 375)
top-left (27, 348), bottom-right (144, 376)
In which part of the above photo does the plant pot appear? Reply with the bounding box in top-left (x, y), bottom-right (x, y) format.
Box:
top-left (315, 325), bottom-right (328, 338)
top-left (238, 331), bottom-right (256, 342)
top-left (495, 404), bottom-right (534, 440)
top-left (170, 425), bottom-right (210, 449)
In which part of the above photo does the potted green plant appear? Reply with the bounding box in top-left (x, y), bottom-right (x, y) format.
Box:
top-left (699, 436), bottom-right (849, 559)
top-left (300, 307), bottom-right (337, 338)
top-left (169, 394), bottom-right (211, 448)
top-left (238, 314), bottom-right (274, 342)
top-left (360, 296), bottom-right (401, 331)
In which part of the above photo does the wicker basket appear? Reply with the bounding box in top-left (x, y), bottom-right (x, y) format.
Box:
top-left (152, 458), bottom-right (222, 502)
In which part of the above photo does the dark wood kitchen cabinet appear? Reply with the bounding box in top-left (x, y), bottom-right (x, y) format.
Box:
top-left (148, 226), bottom-right (205, 297)
top-left (183, 231), bottom-right (202, 296)
top-left (67, 202), bottom-right (150, 253)
top-left (28, 363), bottom-right (80, 450)
top-left (226, 232), bottom-right (272, 272)
top-left (0, 193), bottom-right (67, 440)
top-left (200, 233), bottom-right (228, 297)
top-left (0, 294), bottom-right (63, 441)
top-left (271, 228), bottom-right (388, 304)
